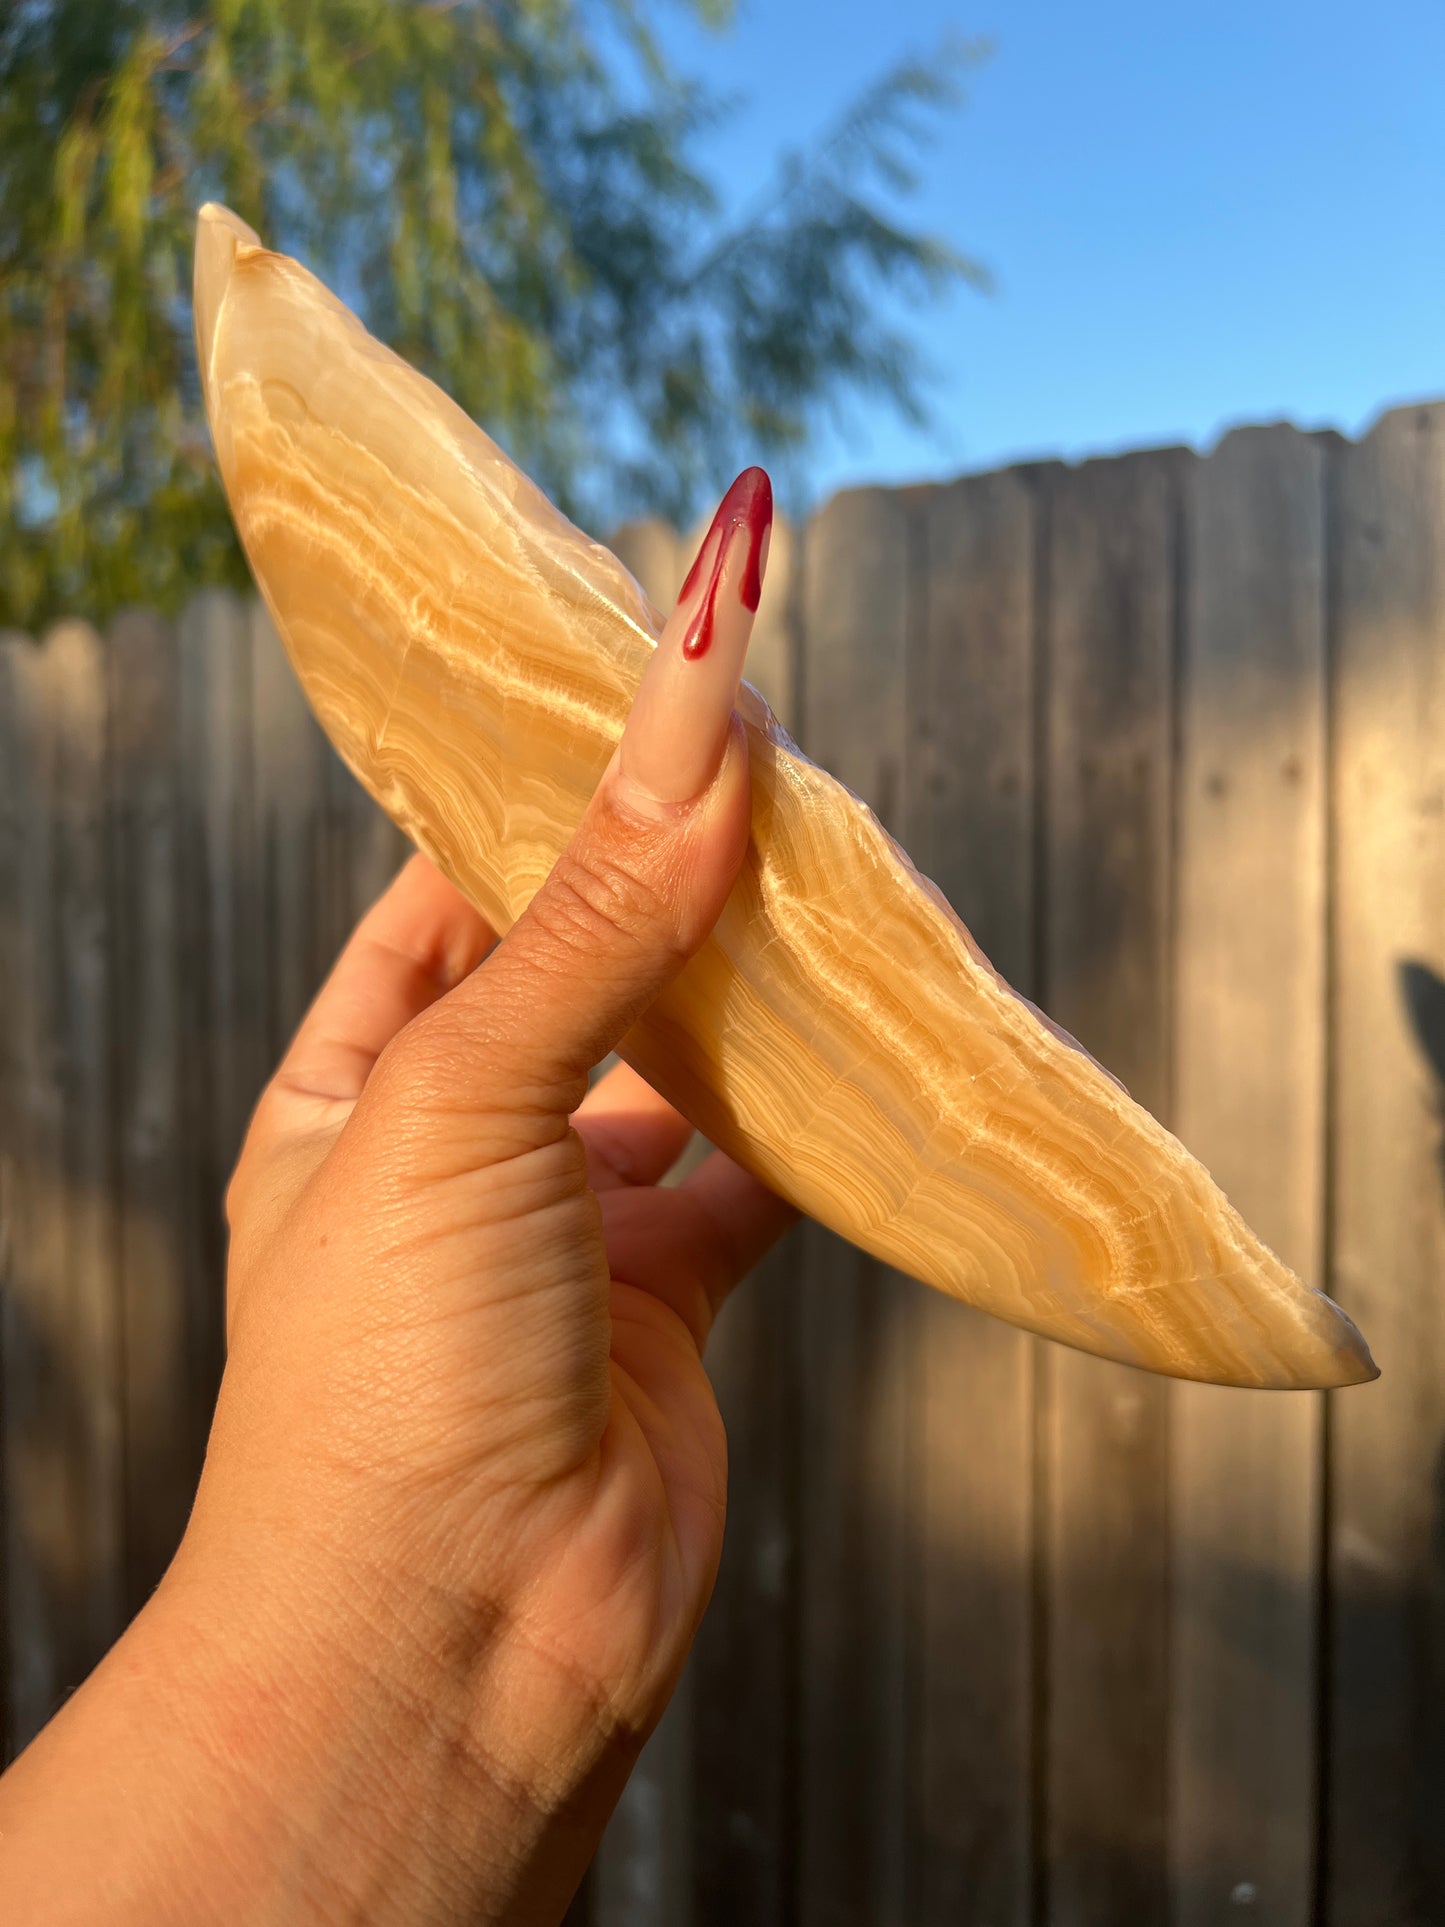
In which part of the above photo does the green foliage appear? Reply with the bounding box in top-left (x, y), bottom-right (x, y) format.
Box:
top-left (0, 0), bottom-right (986, 628)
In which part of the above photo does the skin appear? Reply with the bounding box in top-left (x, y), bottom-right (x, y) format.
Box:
top-left (0, 492), bottom-right (793, 1923)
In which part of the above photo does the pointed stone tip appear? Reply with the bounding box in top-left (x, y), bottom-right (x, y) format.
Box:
top-left (193, 203), bottom-right (264, 406)
top-left (197, 201), bottom-right (263, 249)
top-left (1306, 1299), bottom-right (1379, 1390)
top-left (1337, 1328), bottom-right (1381, 1388)
top-left (1212, 1276), bottom-right (1380, 1391)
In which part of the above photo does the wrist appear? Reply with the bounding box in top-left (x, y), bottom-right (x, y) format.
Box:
top-left (148, 1539), bottom-right (635, 1924)
top-left (0, 1534), bottom-right (637, 1927)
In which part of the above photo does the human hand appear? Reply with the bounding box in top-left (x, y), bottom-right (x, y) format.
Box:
top-left (0, 470), bottom-right (793, 1925)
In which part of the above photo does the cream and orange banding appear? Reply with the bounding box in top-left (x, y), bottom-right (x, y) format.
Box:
top-left (192, 204), bottom-right (1376, 1391)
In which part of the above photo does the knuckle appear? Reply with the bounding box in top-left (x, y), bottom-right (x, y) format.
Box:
top-left (366, 1015), bottom-right (459, 1117)
top-left (361, 999), bottom-right (584, 1139)
top-left (534, 839), bottom-right (685, 974)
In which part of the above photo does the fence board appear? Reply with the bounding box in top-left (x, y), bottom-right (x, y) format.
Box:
top-left (0, 632), bottom-right (19, 1756)
top-left (591, 520), bottom-right (693, 1927)
top-left (1172, 426), bottom-right (1330, 1927)
top-left (319, 722), bottom-right (366, 952)
top-left (176, 592), bottom-right (263, 1480)
top-left (342, 770), bottom-right (411, 932)
top-left (797, 486), bottom-right (914, 1926)
top-left (613, 518), bottom-right (689, 618)
top-left (1329, 400), bottom-right (1445, 1927)
top-left (251, 606), bottom-right (333, 1057)
top-left (909, 469), bottom-right (1038, 1926)
top-left (1, 627), bottom-right (45, 1758)
top-left (741, 512), bottom-right (796, 726)
top-left (688, 513), bottom-right (803, 1927)
top-left (0, 624), bottom-right (123, 1752)
top-left (1041, 451), bottom-right (1184, 1926)
top-left (594, 510), bottom-right (803, 1927)
top-left (107, 611), bottom-right (191, 1611)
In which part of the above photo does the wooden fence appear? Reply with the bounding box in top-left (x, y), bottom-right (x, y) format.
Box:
top-left (2, 401), bottom-right (1443, 1925)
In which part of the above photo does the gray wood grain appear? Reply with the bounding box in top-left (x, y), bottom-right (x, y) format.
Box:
top-left (1172, 425), bottom-right (1329, 1927)
top-left (596, 509), bottom-right (800, 1927)
top-left (612, 517), bottom-right (689, 618)
top-left (107, 610), bottom-right (191, 1612)
top-left (1, 626), bottom-right (45, 1759)
top-left (1329, 400), bottom-right (1445, 1927)
top-left (739, 511), bottom-right (797, 726)
top-left (343, 776), bottom-right (411, 935)
top-left (176, 592), bottom-right (263, 1481)
top-left (251, 605), bottom-right (332, 1058)
top-left (797, 485), bottom-right (915, 1927)
top-left (1040, 450), bottom-right (1185, 1927)
top-left (910, 468), bottom-right (1039, 1927)
top-left (686, 509), bottom-right (802, 1927)
top-left (0, 633), bottom-right (18, 1757)
top-left (0, 624), bottom-right (123, 1751)
top-left (591, 520), bottom-right (694, 1927)
top-left (612, 505), bottom-right (803, 1927)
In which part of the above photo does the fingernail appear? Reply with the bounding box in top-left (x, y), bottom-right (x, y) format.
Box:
top-left (616, 467), bottom-right (773, 809)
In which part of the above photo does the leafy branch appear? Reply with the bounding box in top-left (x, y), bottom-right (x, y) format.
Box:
top-left (0, 0), bottom-right (989, 627)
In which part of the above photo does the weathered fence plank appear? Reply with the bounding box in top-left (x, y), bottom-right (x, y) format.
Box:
top-left (1041, 451), bottom-right (1184, 1927)
top-left (910, 469), bottom-right (1038, 1927)
top-left (1172, 425), bottom-right (1330, 1927)
top-left (613, 518), bottom-right (689, 621)
top-left (342, 764), bottom-right (410, 931)
top-left (1330, 399), bottom-right (1445, 1927)
top-left (176, 591), bottom-right (263, 1482)
top-left (320, 722), bottom-right (368, 949)
top-left (688, 513), bottom-right (803, 1927)
top-left (591, 509), bottom-right (804, 1927)
top-left (0, 624), bottom-right (123, 1753)
top-left (1, 626), bottom-right (48, 1758)
top-left (797, 485), bottom-right (915, 1927)
top-left (0, 628), bottom-right (25, 1758)
top-left (251, 604), bottom-right (333, 1057)
top-left (590, 520), bottom-right (693, 1927)
top-left (107, 611), bottom-right (191, 1612)
top-left (740, 510), bottom-right (796, 727)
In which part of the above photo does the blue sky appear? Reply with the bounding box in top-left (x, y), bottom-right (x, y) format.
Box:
top-left (652, 0), bottom-right (1445, 503)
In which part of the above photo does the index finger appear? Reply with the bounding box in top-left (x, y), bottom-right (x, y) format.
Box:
top-left (575, 1061), bottom-right (696, 1191)
top-left (269, 853), bottom-right (495, 1115)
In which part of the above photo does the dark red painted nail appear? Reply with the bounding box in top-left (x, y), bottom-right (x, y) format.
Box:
top-left (679, 467), bottom-right (773, 660)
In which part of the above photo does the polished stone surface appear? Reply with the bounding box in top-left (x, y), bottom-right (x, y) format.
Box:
top-left (194, 203), bottom-right (1375, 1389)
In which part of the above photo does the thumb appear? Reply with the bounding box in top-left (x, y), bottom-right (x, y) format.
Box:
top-left (382, 467), bottom-right (773, 1158)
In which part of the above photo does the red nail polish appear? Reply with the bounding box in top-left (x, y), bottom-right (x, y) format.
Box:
top-left (679, 467), bottom-right (773, 660)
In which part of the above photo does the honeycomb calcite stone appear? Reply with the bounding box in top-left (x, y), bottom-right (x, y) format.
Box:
top-left (194, 203), bottom-right (1376, 1391)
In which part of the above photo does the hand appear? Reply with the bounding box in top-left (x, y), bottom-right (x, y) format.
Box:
top-left (0, 470), bottom-right (793, 1924)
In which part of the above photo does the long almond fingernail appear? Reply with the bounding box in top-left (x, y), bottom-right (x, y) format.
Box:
top-left (616, 467), bottom-right (773, 809)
